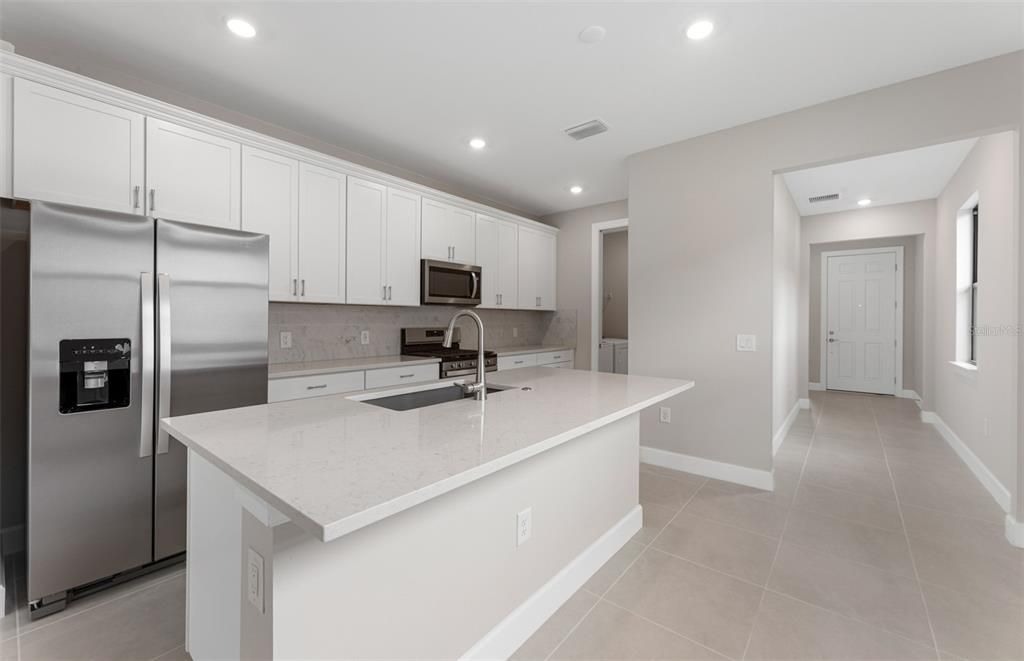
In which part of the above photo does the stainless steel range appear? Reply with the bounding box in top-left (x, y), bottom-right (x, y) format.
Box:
top-left (401, 327), bottom-right (497, 379)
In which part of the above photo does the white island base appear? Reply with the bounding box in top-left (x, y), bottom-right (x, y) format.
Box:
top-left (187, 414), bottom-right (643, 660)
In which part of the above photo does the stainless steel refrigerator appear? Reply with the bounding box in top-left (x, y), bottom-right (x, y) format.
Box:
top-left (24, 201), bottom-right (269, 618)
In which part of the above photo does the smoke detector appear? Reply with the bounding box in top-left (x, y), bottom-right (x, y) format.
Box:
top-left (564, 119), bottom-right (609, 141)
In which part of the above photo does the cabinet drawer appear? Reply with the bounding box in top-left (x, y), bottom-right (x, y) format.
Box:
top-left (268, 371), bottom-right (365, 402)
top-left (541, 361), bottom-right (573, 369)
top-left (535, 350), bottom-right (573, 366)
top-left (498, 354), bottom-right (537, 371)
top-left (364, 363), bottom-right (438, 389)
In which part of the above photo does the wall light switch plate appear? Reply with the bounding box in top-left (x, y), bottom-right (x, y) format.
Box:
top-left (360, 330), bottom-right (370, 345)
top-left (279, 331), bottom-right (292, 349)
top-left (736, 334), bottom-right (757, 352)
top-left (247, 548), bottom-right (264, 613)
top-left (516, 508), bottom-right (532, 547)
top-left (659, 406), bottom-right (671, 423)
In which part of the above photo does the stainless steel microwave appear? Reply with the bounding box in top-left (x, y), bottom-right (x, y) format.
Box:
top-left (421, 259), bottom-right (482, 305)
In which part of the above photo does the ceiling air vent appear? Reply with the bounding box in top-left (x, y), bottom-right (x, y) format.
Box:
top-left (564, 119), bottom-right (609, 141)
top-left (808, 193), bottom-right (840, 204)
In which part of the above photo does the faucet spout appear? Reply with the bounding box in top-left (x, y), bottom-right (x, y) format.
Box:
top-left (444, 309), bottom-right (487, 401)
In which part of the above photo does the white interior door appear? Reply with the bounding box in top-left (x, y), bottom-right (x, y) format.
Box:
top-left (826, 251), bottom-right (897, 395)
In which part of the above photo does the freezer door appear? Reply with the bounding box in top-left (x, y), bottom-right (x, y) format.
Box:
top-left (154, 219), bottom-right (268, 559)
top-left (27, 202), bottom-right (156, 601)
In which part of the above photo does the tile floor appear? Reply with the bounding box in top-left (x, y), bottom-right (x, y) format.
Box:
top-left (1, 391), bottom-right (1021, 659)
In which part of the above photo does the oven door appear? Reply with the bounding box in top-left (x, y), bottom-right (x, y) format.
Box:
top-left (421, 260), bottom-right (482, 305)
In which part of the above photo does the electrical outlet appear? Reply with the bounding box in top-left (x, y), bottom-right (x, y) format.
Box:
top-left (660, 406), bottom-right (671, 423)
top-left (512, 327), bottom-right (519, 338)
top-left (360, 330), bottom-right (370, 345)
top-left (247, 548), bottom-right (264, 613)
top-left (736, 334), bottom-right (757, 352)
top-left (279, 331), bottom-right (292, 349)
top-left (516, 507), bottom-right (532, 547)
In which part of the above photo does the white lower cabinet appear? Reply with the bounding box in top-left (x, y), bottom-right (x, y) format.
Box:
top-left (497, 354), bottom-right (537, 371)
top-left (268, 371), bottom-right (365, 403)
top-left (498, 349), bottom-right (574, 371)
top-left (364, 364), bottom-right (438, 389)
top-left (146, 118), bottom-right (241, 228)
top-left (13, 78), bottom-right (144, 213)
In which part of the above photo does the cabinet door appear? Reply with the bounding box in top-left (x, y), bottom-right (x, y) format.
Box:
top-left (298, 163), bottom-right (346, 303)
top-left (497, 221), bottom-right (518, 307)
top-left (420, 197), bottom-right (451, 261)
top-left (385, 188), bottom-right (421, 306)
top-left (13, 78), bottom-right (144, 213)
top-left (146, 118), bottom-right (240, 228)
top-left (517, 227), bottom-right (541, 309)
top-left (242, 147), bottom-right (298, 301)
top-left (538, 231), bottom-right (557, 309)
top-left (475, 215), bottom-right (500, 308)
top-left (448, 205), bottom-right (476, 264)
top-left (0, 75), bottom-right (11, 198)
top-left (346, 176), bottom-right (386, 305)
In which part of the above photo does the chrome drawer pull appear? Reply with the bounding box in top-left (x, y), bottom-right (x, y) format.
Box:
top-left (306, 384), bottom-right (327, 390)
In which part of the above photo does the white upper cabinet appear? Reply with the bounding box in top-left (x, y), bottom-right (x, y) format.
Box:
top-left (241, 147), bottom-right (298, 301)
top-left (346, 176), bottom-right (387, 305)
top-left (298, 163), bottom-right (347, 304)
top-left (476, 214), bottom-right (518, 308)
top-left (13, 78), bottom-right (144, 213)
top-left (145, 118), bottom-right (240, 228)
top-left (0, 75), bottom-right (12, 198)
top-left (518, 227), bottom-right (556, 310)
top-left (421, 197), bottom-right (475, 263)
top-left (385, 188), bottom-right (422, 307)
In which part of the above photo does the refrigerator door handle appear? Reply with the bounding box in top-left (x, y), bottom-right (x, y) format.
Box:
top-left (139, 272), bottom-right (155, 458)
top-left (156, 273), bottom-right (172, 455)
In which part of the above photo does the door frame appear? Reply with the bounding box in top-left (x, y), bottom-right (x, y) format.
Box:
top-left (591, 218), bottom-right (629, 371)
top-left (819, 246), bottom-right (904, 394)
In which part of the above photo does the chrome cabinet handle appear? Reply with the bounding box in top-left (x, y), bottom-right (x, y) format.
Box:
top-left (514, 360), bottom-right (524, 365)
top-left (306, 384), bottom-right (327, 390)
top-left (149, 189), bottom-right (156, 211)
top-left (399, 373), bottom-right (415, 379)
top-left (301, 279), bottom-right (306, 296)
top-left (382, 285), bottom-right (387, 301)
top-left (387, 285), bottom-right (392, 300)
top-left (156, 273), bottom-right (171, 455)
top-left (293, 278), bottom-right (298, 296)
top-left (139, 272), bottom-right (155, 458)
top-left (133, 186), bottom-right (141, 210)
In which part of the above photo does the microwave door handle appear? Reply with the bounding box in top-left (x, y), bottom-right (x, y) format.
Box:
top-left (139, 272), bottom-right (155, 458)
top-left (470, 271), bottom-right (479, 300)
top-left (156, 273), bottom-right (172, 455)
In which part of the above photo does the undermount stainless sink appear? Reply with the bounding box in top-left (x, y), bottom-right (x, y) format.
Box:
top-left (361, 384), bottom-right (511, 412)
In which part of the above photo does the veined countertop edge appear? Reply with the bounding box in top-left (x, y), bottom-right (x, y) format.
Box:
top-left (163, 378), bottom-right (693, 543)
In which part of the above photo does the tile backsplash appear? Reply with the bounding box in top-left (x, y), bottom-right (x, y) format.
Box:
top-left (269, 303), bottom-right (577, 364)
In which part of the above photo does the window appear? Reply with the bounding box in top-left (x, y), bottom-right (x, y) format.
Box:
top-left (954, 196), bottom-right (979, 366)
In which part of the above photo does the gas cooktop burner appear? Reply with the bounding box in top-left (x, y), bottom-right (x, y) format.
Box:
top-left (400, 327), bottom-right (498, 378)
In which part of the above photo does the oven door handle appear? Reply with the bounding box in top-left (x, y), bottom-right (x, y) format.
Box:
top-left (470, 271), bottom-right (479, 300)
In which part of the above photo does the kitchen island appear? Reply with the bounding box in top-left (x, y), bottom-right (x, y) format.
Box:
top-left (161, 367), bottom-right (693, 660)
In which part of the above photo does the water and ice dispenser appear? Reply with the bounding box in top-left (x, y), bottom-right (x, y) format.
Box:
top-left (58, 339), bottom-right (131, 413)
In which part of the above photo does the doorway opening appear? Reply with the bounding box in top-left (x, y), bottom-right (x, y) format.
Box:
top-left (589, 218), bottom-right (628, 372)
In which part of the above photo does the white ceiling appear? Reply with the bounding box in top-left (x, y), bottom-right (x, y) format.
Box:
top-left (1, 2), bottom-right (1021, 217)
top-left (783, 138), bottom-right (978, 216)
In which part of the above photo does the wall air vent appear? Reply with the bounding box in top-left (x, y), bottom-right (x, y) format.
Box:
top-left (808, 193), bottom-right (840, 204)
top-left (564, 119), bottom-right (609, 141)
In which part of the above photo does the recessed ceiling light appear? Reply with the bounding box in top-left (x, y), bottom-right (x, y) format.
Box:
top-left (579, 26), bottom-right (607, 44)
top-left (570, 185), bottom-right (583, 195)
top-left (858, 198), bottom-right (872, 206)
top-left (468, 137), bottom-right (487, 150)
top-left (685, 20), bottom-right (714, 40)
top-left (226, 18), bottom-right (256, 39)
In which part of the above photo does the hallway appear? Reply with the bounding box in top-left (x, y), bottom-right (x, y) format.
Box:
top-left (514, 391), bottom-right (1024, 660)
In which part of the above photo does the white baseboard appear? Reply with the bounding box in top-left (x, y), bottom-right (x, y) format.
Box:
top-left (920, 411), bottom-right (1011, 512)
top-left (640, 446), bottom-right (774, 491)
top-left (1005, 515), bottom-right (1024, 549)
top-left (462, 505), bottom-right (642, 660)
top-left (0, 525), bottom-right (24, 556)
top-left (808, 382), bottom-right (824, 391)
top-left (898, 389), bottom-right (920, 401)
top-left (799, 398), bottom-right (811, 409)
top-left (773, 401), bottom-right (802, 456)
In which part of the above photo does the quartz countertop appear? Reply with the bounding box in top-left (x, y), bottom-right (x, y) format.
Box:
top-left (269, 355), bottom-right (440, 379)
top-left (492, 344), bottom-right (574, 357)
top-left (161, 367), bottom-right (693, 543)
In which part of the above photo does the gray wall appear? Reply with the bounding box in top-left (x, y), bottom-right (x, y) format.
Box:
top-left (808, 234), bottom-right (923, 392)
top-left (627, 51), bottom-right (1023, 481)
top-left (773, 176), bottom-right (801, 435)
top-left (543, 200), bottom-right (629, 370)
top-left (602, 231), bottom-right (628, 340)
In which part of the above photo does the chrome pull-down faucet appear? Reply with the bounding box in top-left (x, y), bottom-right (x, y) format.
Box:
top-left (443, 309), bottom-right (486, 401)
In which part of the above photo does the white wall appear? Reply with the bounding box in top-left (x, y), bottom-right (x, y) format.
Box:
top-left (802, 200), bottom-right (935, 396)
top-left (933, 131), bottom-right (1019, 494)
top-left (543, 200), bottom-right (629, 370)
top-left (627, 51), bottom-right (1022, 483)
top-left (773, 175), bottom-right (801, 434)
